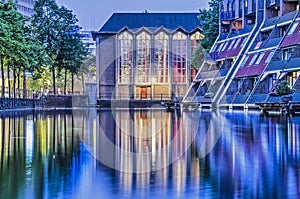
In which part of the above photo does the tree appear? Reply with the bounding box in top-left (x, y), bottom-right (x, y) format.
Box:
top-left (191, 44), bottom-right (205, 69)
top-left (198, 0), bottom-right (222, 51)
top-left (0, 0), bottom-right (27, 97)
top-left (77, 53), bottom-right (96, 93)
top-left (53, 7), bottom-right (88, 94)
top-left (32, 0), bottom-right (87, 94)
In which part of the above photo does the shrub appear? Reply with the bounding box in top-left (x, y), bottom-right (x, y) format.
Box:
top-left (275, 80), bottom-right (295, 96)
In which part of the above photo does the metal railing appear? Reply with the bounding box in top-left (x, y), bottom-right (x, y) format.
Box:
top-left (0, 87), bottom-right (43, 99)
top-left (99, 93), bottom-right (175, 101)
top-left (220, 11), bottom-right (235, 21)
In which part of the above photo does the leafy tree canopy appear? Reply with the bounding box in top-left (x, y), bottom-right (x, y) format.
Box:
top-left (198, 0), bottom-right (222, 51)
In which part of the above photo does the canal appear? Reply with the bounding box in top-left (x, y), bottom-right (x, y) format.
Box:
top-left (0, 109), bottom-right (299, 198)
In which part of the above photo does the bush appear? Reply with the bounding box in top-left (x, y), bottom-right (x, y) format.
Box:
top-left (275, 80), bottom-right (295, 96)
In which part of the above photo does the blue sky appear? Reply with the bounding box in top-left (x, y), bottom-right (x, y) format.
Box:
top-left (56, 0), bottom-right (209, 31)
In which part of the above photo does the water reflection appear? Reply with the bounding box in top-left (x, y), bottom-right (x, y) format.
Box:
top-left (0, 109), bottom-right (299, 198)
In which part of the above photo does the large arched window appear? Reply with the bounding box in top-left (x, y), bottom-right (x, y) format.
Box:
top-left (136, 32), bottom-right (151, 84)
top-left (118, 31), bottom-right (133, 84)
top-left (154, 32), bottom-right (169, 83)
top-left (172, 32), bottom-right (187, 83)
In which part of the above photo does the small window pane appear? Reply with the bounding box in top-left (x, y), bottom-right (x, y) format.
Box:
top-left (287, 22), bottom-right (299, 36)
top-left (255, 52), bottom-right (265, 65)
top-left (248, 54), bottom-right (258, 66)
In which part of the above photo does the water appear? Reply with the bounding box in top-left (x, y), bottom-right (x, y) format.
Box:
top-left (0, 109), bottom-right (299, 199)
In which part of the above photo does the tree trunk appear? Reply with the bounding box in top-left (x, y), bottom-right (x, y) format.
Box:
top-left (0, 55), bottom-right (4, 97)
top-left (52, 65), bottom-right (56, 94)
top-left (81, 74), bottom-right (84, 94)
top-left (13, 65), bottom-right (16, 98)
top-left (17, 71), bottom-right (20, 98)
top-left (64, 69), bottom-right (67, 94)
top-left (23, 67), bottom-right (26, 98)
top-left (7, 63), bottom-right (10, 98)
top-left (72, 72), bottom-right (74, 94)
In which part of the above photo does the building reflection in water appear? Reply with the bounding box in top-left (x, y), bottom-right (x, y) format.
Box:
top-left (0, 109), bottom-right (299, 198)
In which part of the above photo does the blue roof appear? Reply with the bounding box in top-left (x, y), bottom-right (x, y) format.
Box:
top-left (99, 12), bottom-right (201, 33)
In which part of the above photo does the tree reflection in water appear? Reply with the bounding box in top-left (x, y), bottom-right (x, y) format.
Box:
top-left (0, 109), bottom-right (299, 198)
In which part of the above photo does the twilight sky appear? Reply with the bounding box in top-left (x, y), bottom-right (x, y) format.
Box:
top-left (56, 0), bottom-right (209, 31)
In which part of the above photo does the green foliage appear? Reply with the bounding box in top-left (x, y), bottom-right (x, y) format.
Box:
top-left (31, 0), bottom-right (88, 94)
top-left (191, 44), bottom-right (205, 69)
top-left (79, 52), bottom-right (96, 73)
top-left (198, 0), bottom-right (222, 51)
top-left (0, 0), bottom-right (46, 96)
top-left (275, 80), bottom-right (295, 96)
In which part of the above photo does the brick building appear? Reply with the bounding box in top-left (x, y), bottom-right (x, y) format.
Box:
top-left (92, 12), bottom-right (202, 100)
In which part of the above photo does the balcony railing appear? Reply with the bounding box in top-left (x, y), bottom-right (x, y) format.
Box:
top-left (209, 52), bottom-right (219, 60)
top-left (220, 11), bottom-right (235, 21)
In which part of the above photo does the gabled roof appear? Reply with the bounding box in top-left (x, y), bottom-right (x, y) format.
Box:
top-left (99, 12), bottom-right (201, 33)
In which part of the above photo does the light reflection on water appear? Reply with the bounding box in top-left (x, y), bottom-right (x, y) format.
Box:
top-left (0, 109), bottom-right (299, 198)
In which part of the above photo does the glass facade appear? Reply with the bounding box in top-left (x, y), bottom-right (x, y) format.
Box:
top-left (116, 30), bottom-right (203, 99)
top-left (136, 32), bottom-right (151, 84)
top-left (172, 32), bottom-right (187, 83)
top-left (154, 32), bottom-right (169, 83)
top-left (118, 32), bottom-right (133, 84)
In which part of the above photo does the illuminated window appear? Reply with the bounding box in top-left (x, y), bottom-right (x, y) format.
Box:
top-left (172, 32), bottom-right (187, 83)
top-left (289, 71), bottom-right (299, 86)
top-left (118, 32), bottom-right (133, 84)
top-left (154, 32), bottom-right (169, 83)
top-left (136, 32), bottom-right (151, 84)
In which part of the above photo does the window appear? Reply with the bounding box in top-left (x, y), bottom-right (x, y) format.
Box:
top-left (240, 55), bottom-right (249, 67)
top-left (269, 73), bottom-right (277, 92)
top-left (289, 71), bottom-right (299, 86)
top-left (281, 25), bottom-right (288, 37)
top-left (227, 39), bottom-right (236, 50)
top-left (118, 32), bottom-right (133, 84)
top-left (136, 32), bottom-right (151, 84)
top-left (282, 47), bottom-right (295, 60)
top-left (254, 41), bottom-right (262, 50)
top-left (240, 37), bottom-right (247, 47)
top-left (287, 22), bottom-right (299, 36)
top-left (265, 51), bottom-right (274, 64)
top-left (221, 41), bottom-right (229, 51)
top-left (172, 32), bottom-right (187, 83)
top-left (248, 54), bottom-right (258, 66)
top-left (233, 38), bottom-right (241, 49)
top-left (154, 32), bottom-right (169, 83)
top-left (217, 42), bottom-right (224, 52)
top-left (254, 52), bottom-right (265, 65)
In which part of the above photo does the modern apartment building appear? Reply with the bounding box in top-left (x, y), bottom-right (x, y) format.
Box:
top-left (92, 12), bottom-right (203, 100)
top-left (3, 0), bottom-right (35, 17)
top-left (80, 30), bottom-right (96, 54)
top-left (184, 0), bottom-right (300, 108)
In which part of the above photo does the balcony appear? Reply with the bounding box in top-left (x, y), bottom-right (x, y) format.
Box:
top-left (209, 52), bottom-right (219, 60)
top-left (220, 11), bottom-right (235, 21)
